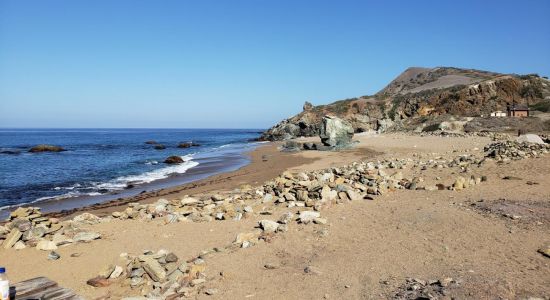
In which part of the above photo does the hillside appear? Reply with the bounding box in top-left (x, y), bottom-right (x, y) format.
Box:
top-left (260, 67), bottom-right (550, 140)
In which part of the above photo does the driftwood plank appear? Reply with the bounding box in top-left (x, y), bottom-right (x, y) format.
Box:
top-left (11, 277), bottom-right (83, 300)
top-left (11, 276), bottom-right (58, 296)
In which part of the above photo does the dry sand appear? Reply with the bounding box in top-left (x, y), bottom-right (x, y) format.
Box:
top-left (2, 133), bottom-right (550, 299)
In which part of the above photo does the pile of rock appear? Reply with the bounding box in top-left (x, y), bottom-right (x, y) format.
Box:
top-left (484, 141), bottom-right (550, 161)
top-left (111, 195), bottom-right (249, 224)
top-left (1, 207), bottom-right (102, 250)
top-left (88, 249), bottom-right (208, 299)
top-left (108, 152), bottom-right (492, 229)
top-left (418, 130), bottom-right (510, 140)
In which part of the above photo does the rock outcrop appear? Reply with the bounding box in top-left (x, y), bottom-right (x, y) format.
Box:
top-left (164, 156), bottom-right (184, 164)
top-left (319, 116), bottom-right (354, 147)
top-left (260, 67), bottom-right (550, 141)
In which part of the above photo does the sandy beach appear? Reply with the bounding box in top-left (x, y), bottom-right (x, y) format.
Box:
top-left (2, 132), bottom-right (549, 299)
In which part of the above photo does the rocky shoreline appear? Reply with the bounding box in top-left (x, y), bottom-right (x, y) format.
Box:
top-left (2, 133), bottom-right (548, 298)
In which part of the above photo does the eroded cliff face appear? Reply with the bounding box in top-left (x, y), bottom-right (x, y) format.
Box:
top-left (260, 67), bottom-right (550, 141)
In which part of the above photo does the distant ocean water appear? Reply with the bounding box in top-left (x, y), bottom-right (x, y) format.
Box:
top-left (0, 128), bottom-right (263, 216)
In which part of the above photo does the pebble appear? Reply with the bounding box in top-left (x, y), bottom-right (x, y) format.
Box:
top-left (304, 265), bottom-right (322, 275)
top-left (48, 251), bottom-right (60, 260)
top-left (205, 288), bottom-right (218, 295)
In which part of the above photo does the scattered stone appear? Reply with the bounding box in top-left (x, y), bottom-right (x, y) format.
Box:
top-left (2, 229), bottom-right (22, 249)
top-left (259, 220), bottom-right (279, 233)
top-left (13, 241), bottom-right (26, 250)
top-left (142, 257), bottom-right (167, 282)
top-left (538, 246), bottom-right (550, 258)
top-left (264, 263), bottom-right (280, 270)
top-left (73, 232), bottom-right (101, 242)
top-left (298, 211), bottom-right (320, 224)
top-left (87, 276), bottom-right (112, 287)
top-left (304, 265), bottom-right (322, 275)
top-left (48, 251), bottom-right (61, 260)
top-left (36, 240), bottom-right (57, 251)
top-left (109, 265), bottom-right (124, 279)
top-left (205, 288), bottom-right (218, 295)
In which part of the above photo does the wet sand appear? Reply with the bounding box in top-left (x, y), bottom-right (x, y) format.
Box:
top-left (43, 142), bottom-right (315, 219)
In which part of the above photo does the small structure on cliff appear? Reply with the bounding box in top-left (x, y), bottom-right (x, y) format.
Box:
top-left (507, 104), bottom-right (530, 117)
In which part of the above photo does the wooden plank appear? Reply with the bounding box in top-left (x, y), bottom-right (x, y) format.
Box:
top-left (10, 277), bottom-right (83, 300)
top-left (11, 276), bottom-right (58, 297)
top-left (31, 286), bottom-right (81, 300)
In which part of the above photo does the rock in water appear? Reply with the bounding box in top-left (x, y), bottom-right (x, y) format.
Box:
top-left (28, 144), bottom-right (66, 153)
top-left (164, 156), bottom-right (184, 164)
top-left (516, 134), bottom-right (545, 145)
top-left (319, 115), bottom-right (354, 147)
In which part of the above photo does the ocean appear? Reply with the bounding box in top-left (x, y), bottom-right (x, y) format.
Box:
top-left (0, 128), bottom-right (263, 217)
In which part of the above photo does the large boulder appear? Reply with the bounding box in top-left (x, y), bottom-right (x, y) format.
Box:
top-left (29, 145), bottom-right (66, 153)
top-left (516, 134), bottom-right (545, 144)
top-left (319, 116), bottom-right (354, 147)
top-left (164, 156), bottom-right (184, 164)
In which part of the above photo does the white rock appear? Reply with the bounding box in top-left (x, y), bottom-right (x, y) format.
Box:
top-left (259, 220), bottom-right (279, 233)
top-left (109, 265), bottom-right (124, 279)
top-left (180, 197), bottom-right (199, 205)
top-left (36, 240), bottom-right (58, 251)
top-left (516, 134), bottom-right (545, 144)
top-left (299, 211), bottom-right (321, 224)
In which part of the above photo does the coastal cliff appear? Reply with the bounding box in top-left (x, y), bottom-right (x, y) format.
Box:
top-left (261, 67), bottom-right (550, 140)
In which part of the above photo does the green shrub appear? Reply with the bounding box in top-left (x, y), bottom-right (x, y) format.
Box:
top-left (530, 100), bottom-right (550, 112)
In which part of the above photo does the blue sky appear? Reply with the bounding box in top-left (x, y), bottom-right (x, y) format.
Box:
top-left (1, 0), bottom-right (549, 128)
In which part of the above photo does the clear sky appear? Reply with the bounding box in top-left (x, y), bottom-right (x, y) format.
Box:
top-left (1, 0), bottom-right (549, 128)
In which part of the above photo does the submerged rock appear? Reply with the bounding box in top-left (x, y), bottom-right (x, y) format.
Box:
top-left (178, 142), bottom-right (200, 148)
top-left (164, 156), bottom-right (184, 164)
top-left (28, 144), bottom-right (66, 153)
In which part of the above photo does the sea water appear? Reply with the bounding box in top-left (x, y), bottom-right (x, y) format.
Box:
top-left (0, 128), bottom-right (262, 217)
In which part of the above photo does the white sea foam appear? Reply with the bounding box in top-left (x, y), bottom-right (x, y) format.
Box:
top-left (0, 155), bottom-right (200, 212)
top-left (96, 154), bottom-right (198, 190)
